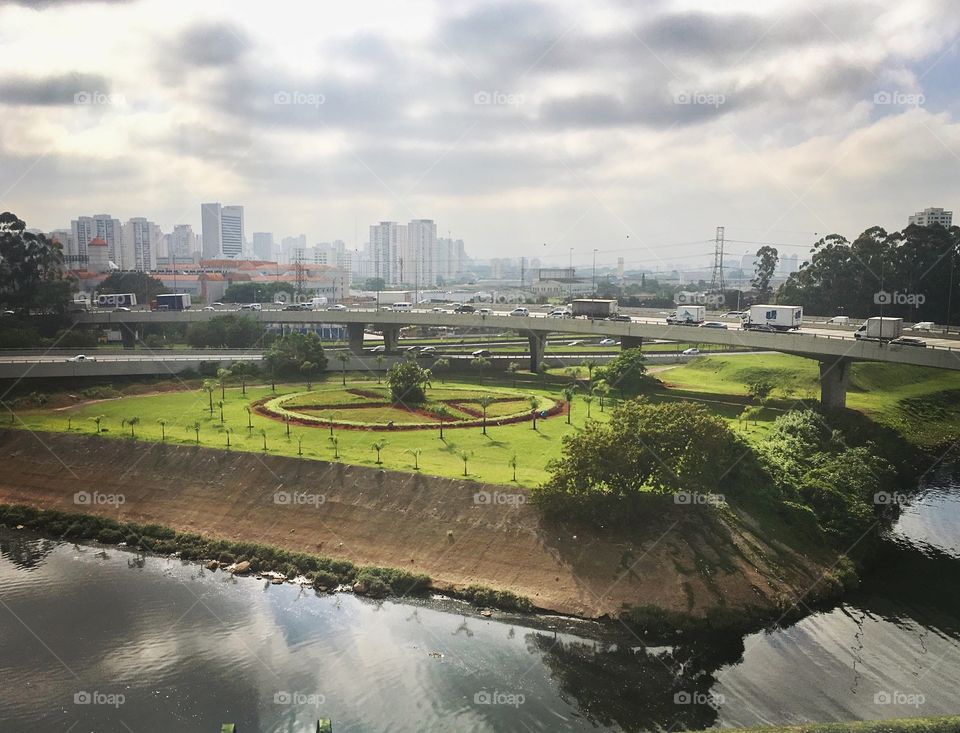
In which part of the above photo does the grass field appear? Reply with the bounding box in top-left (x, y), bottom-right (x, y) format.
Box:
top-left (12, 354), bottom-right (960, 485)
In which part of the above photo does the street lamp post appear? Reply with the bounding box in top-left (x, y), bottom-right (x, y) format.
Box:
top-left (569, 248), bottom-right (574, 301)
top-left (592, 248), bottom-right (598, 295)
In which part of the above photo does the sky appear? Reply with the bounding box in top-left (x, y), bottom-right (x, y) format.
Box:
top-left (0, 0), bottom-right (958, 271)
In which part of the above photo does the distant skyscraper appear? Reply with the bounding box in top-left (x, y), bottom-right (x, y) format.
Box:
top-left (171, 224), bottom-right (197, 259)
top-left (201, 203), bottom-right (245, 258)
top-left (405, 219), bottom-right (437, 289)
top-left (369, 222), bottom-right (406, 285)
top-left (252, 232), bottom-right (274, 260)
top-left (908, 207), bottom-right (953, 227)
top-left (201, 203), bottom-right (222, 259)
top-left (71, 215), bottom-right (123, 268)
top-left (122, 217), bottom-right (160, 271)
top-left (436, 237), bottom-right (467, 281)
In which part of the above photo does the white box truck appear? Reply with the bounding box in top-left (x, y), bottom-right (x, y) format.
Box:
top-left (854, 317), bottom-right (903, 342)
top-left (571, 299), bottom-right (619, 318)
top-left (742, 305), bottom-right (803, 331)
top-left (666, 305), bottom-right (706, 325)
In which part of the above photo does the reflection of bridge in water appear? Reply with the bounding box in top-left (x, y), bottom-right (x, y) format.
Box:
top-left (73, 309), bottom-right (960, 408)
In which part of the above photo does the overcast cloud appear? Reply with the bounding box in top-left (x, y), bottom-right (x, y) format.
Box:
top-left (0, 0), bottom-right (957, 268)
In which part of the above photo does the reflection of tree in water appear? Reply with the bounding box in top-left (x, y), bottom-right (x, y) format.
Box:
top-left (527, 630), bottom-right (746, 732)
top-left (0, 530), bottom-right (58, 570)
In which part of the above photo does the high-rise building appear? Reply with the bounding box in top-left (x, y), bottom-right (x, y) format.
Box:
top-left (122, 217), bottom-right (160, 271)
top-left (404, 219), bottom-right (437, 289)
top-left (369, 222), bottom-right (406, 285)
top-left (436, 237), bottom-right (468, 281)
top-left (71, 215), bottom-right (123, 268)
top-left (908, 207), bottom-right (953, 227)
top-left (171, 224), bottom-right (197, 259)
top-left (49, 229), bottom-right (73, 262)
top-left (201, 203), bottom-right (245, 258)
top-left (252, 232), bottom-right (274, 260)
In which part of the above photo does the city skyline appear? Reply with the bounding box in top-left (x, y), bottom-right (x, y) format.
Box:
top-left (0, 0), bottom-right (957, 271)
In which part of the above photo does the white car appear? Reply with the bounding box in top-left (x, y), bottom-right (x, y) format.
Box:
top-left (598, 338), bottom-right (618, 346)
top-left (67, 354), bottom-right (96, 362)
top-left (682, 347), bottom-right (700, 355)
top-left (369, 345), bottom-right (386, 352)
top-left (478, 308), bottom-right (492, 315)
top-left (431, 307), bottom-right (446, 313)
top-left (911, 321), bottom-right (935, 331)
top-left (548, 309), bottom-right (572, 318)
top-left (509, 307), bottom-right (530, 317)
top-left (327, 304), bottom-right (347, 311)
top-left (202, 306), bottom-right (215, 311)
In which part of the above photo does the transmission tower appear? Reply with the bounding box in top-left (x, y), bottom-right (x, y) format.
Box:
top-left (294, 255), bottom-right (306, 298)
top-left (709, 226), bottom-right (725, 292)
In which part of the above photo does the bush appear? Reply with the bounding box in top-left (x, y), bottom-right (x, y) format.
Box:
top-left (386, 360), bottom-right (431, 404)
top-left (460, 584), bottom-right (534, 612)
top-left (312, 570), bottom-right (340, 589)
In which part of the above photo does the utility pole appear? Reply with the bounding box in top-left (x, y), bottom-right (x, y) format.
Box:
top-left (569, 247), bottom-right (574, 301)
top-left (709, 226), bottom-right (725, 292)
top-left (592, 248), bottom-right (598, 294)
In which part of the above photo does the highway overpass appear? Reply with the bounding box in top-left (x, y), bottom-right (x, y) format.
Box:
top-left (72, 308), bottom-right (960, 408)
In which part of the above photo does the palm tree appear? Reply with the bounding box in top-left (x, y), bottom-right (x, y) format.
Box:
top-left (90, 415), bottom-right (105, 434)
top-left (407, 448), bottom-right (422, 470)
top-left (583, 394), bottom-right (594, 419)
top-left (67, 416), bottom-right (73, 431)
top-left (375, 354), bottom-right (386, 382)
top-left (232, 361), bottom-right (249, 396)
top-left (562, 385), bottom-right (576, 425)
top-left (283, 415), bottom-right (291, 438)
top-left (217, 400), bottom-right (225, 423)
top-left (529, 397), bottom-right (540, 430)
top-left (433, 357), bottom-right (450, 383)
top-left (458, 450), bottom-right (470, 477)
top-left (300, 360), bottom-right (316, 390)
top-left (337, 351), bottom-right (350, 386)
top-left (593, 380), bottom-right (610, 412)
top-left (327, 414), bottom-right (335, 437)
top-left (371, 439), bottom-right (387, 464)
top-left (297, 434), bottom-right (304, 456)
top-left (435, 405), bottom-right (451, 439)
top-left (157, 418), bottom-right (167, 441)
top-left (224, 426), bottom-right (232, 449)
top-left (471, 356), bottom-right (490, 383)
top-left (216, 367), bottom-right (231, 399)
top-left (506, 361), bottom-right (520, 387)
top-left (259, 427), bottom-right (268, 452)
top-left (244, 405), bottom-right (253, 433)
top-left (580, 358), bottom-right (598, 387)
top-left (509, 453), bottom-right (518, 482)
top-left (201, 380), bottom-right (216, 414)
top-left (478, 395), bottom-right (494, 436)
top-left (122, 416), bottom-right (140, 438)
top-left (191, 421), bottom-right (201, 444)
top-left (329, 435), bottom-right (340, 460)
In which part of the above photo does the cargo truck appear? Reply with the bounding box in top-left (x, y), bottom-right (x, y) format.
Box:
top-left (854, 317), bottom-right (903, 342)
top-left (666, 305), bottom-right (706, 325)
top-left (153, 293), bottom-right (192, 311)
top-left (742, 305), bottom-right (803, 331)
top-left (571, 299), bottom-right (619, 318)
top-left (96, 293), bottom-right (137, 309)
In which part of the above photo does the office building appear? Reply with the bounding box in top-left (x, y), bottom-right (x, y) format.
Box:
top-left (252, 232), bottom-right (274, 261)
top-left (908, 207), bottom-right (953, 228)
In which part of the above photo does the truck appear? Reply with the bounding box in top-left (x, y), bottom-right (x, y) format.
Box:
top-left (742, 304), bottom-right (803, 331)
top-left (153, 293), bottom-right (192, 311)
top-left (571, 299), bottom-right (619, 318)
top-left (306, 296), bottom-right (328, 310)
top-left (666, 305), bottom-right (706, 325)
top-left (854, 316), bottom-right (903, 342)
top-left (96, 293), bottom-right (137, 309)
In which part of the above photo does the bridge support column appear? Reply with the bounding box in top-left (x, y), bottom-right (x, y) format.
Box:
top-left (347, 323), bottom-right (366, 355)
top-left (621, 336), bottom-right (643, 351)
top-left (527, 332), bottom-right (548, 372)
top-left (382, 326), bottom-right (400, 353)
top-left (120, 323), bottom-right (138, 349)
top-left (819, 358), bottom-right (851, 410)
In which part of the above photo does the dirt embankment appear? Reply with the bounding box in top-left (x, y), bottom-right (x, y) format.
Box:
top-left (0, 430), bottom-right (836, 619)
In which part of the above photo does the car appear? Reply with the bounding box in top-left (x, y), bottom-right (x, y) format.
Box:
top-left (114, 306), bottom-right (131, 312)
top-left (454, 304), bottom-right (476, 313)
top-left (607, 314), bottom-right (632, 322)
top-left (241, 303), bottom-right (262, 311)
top-left (825, 315), bottom-right (850, 325)
top-left (598, 338), bottom-right (618, 346)
top-left (431, 307), bottom-right (447, 313)
top-left (682, 347), bottom-right (701, 355)
top-left (891, 337), bottom-right (927, 348)
top-left (911, 321), bottom-right (936, 331)
top-left (202, 306), bottom-right (215, 311)
top-left (742, 322), bottom-right (777, 332)
top-left (566, 340), bottom-right (583, 347)
top-left (2, 310), bottom-right (16, 316)
top-left (721, 311), bottom-right (742, 319)
top-left (418, 346), bottom-right (437, 353)
top-left (369, 345), bottom-right (386, 352)
top-left (509, 307), bottom-right (529, 317)
top-left (548, 308), bottom-right (572, 318)
top-left (400, 345), bottom-right (419, 352)
top-left (478, 308), bottom-right (492, 315)
top-left (212, 302), bottom-right (224, 307)
top-left (67, 354), bottom-right (96, 362)
top-left (327, 304), bottom-right (347, 311)
top-left (471, 349), bottom-right (492, 358)
top-left (700, 321), bottom-right (728, 329)
top-left (283, 303), bottom-right (307, 311)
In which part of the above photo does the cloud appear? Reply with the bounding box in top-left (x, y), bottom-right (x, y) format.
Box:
top-left (0, 72), bottom-right (113, 106)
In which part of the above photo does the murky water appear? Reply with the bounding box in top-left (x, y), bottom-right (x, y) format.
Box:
top-left (1, 465), bottom-right (959, 732)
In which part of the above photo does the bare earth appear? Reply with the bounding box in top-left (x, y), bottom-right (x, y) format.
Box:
top-left (0, 430), bottom-right (836, 619)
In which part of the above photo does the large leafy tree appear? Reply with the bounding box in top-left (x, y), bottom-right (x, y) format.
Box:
top-left (0, 212), bottom-right (72, 313)
top-left (751, 246), bottom-right (779, 301)
top-left (386, 360), bottom-right (431, 404)
top-left (186, 315), bottom-right (264, 348)
top-left (594, 348), bottom-right (650, 394)
top-left (263, 331), bottom-right (327, 377)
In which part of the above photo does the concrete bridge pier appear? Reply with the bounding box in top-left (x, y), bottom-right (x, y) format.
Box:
top-left (819, 357), bottom-right (852, 410)
top-left (621, 336), bottom-right (643, 351)
top-left (347, 323), bottom-right (366, 355)
top-left (381, 326), bottom-right (400, 353)
top-left (120, 323), bottom-right (138, 349)
top-left (527, 332), bottom-right (548, 371)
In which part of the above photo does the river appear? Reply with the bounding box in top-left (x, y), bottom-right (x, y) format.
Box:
top-left (1, 464), bottom-right (959, 732)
